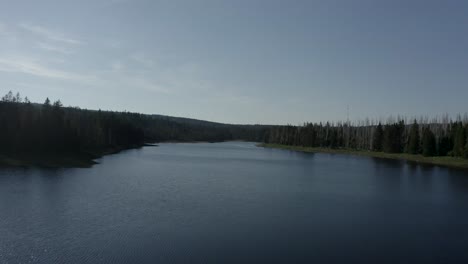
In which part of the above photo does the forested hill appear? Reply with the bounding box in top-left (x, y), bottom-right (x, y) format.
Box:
top-left (0, 91), bottom-right (270, 165)
top-left (148, 114), bottom-right (270, 142)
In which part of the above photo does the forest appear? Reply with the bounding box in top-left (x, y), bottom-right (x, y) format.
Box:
top-left (2, 89), bottom-right (467, 166)
top-left (265, 116), bottom-right (468, 159)
top-left (0, 91), bottom-right (269, 163)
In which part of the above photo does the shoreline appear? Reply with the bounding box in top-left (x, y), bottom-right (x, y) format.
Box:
top-left (0, 140), bottom-right (246, 169)
top-left (0, 143), bottom-right (156, 169)
top-left (0, 153), bottom-right (97, 168)
top-left (0, 141), bottom-right (240, 168)
top-left (258, 143), bottom-right (468, 170)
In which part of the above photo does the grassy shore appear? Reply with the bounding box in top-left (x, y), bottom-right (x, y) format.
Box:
top-left (258, 143), bottom-right (468, 170)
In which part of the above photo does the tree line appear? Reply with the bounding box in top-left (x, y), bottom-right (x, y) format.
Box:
top-left (265, 116), bottom-right (468, 158)
top-left (0, 91), bottom-right (269, 158)
top-left (4, 90), bottom-right (465, 160)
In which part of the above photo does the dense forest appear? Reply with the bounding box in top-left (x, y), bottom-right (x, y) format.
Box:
top-left (0, 91), bottom-right (269, 161)
top-left (3, 89), bottom-right (467, 165)
top-left (265, 116), bottom-right (468, 159)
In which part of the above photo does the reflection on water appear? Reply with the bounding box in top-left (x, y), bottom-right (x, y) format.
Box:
top-left (1, 142), bottom-right (468, 264)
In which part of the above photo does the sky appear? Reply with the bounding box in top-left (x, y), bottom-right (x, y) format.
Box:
top-left (0, 0), bottom-right (467, 125)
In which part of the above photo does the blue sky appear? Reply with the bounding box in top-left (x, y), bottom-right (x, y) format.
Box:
top-left (0, 0), bottom-right (467, 124)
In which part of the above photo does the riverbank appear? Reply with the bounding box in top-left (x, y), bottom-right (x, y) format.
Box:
top-left (0, 153), bottom-right (97, 168)
top-left (258, 143), bottom-right (468, 170)
top-left (0, 143), bottom-right (157, 168)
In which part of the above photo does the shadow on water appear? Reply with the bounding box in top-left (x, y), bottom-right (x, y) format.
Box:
top-left (370, 157), bottom-right (406, 192)
top-left (370, 156), bottom-right (406, 169)
top-left (446, 168), bottom-right (468, 194)
top-left (368, 155), bottom-right (468, 197)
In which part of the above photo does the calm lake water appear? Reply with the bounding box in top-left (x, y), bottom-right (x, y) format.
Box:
top-left (1, 142), bottom-right (468, 263)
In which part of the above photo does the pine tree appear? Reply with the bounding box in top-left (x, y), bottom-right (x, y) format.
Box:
top-left (53, 100), bottom-right (63, 108)
top-left (329, 129), bottom-right (338, 148)
top-left (438, 136), bottom-right (452, 156)
top-left (407, 120), bottom-right (420, 154)
top-left (383, 121), bottom-right (404, 153)
top-left (15, 92), bottom-right (22, 103)
top-left (422, 128), bottom-right (437, 157)
top-left (372, 123), bottom-right (383, 151)
top-left (464, 125), bottom-right (468, 159)
top-left (2, 91), bottom-right (13, 102)
top-left (452, 124), bottom-right (465, 156)
top-left (464, 139), bottom-right (468, 159)
top-left (44, 97), bottom-right (51, 107)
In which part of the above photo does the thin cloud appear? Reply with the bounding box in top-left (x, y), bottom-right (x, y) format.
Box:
top-left (0, 56), bottom-right (170, 95)
top-left (19, 23), bottom-right (84, 45)
top-left (0, 57), bottom-right (90, 81)
top-left (37, 42), bottom-right (72, 54)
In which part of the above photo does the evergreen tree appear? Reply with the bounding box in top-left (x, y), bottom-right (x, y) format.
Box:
top-left (53, 100), bottom-right (63, 108)
top-left (329, 129), bottom-right (338, 148)
top-left (383, 121), bottom-right (404, 153)
top-left (438, 136), bottom-right (452, 156)
top-left (406, 120), bottom-right (420, 154)
top-left (372, 123), bottom-right (383, 151)
top-left (0, 90), bottom-right (268, 157)
top-left (2, 91), bottom-right (13, 102)
top-left (464, 139), bottom-right (468, 159)
top-left (14, 92), bottom-right (22, 103)
top-left (452, 124), bottom-right (465, 156)
top-left (465, 125), bottom-right (468, 159)
top-left (422, 128), bottom-right (436, 157)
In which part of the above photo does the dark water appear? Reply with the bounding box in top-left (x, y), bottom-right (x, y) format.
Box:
top-left (1, 142), bottom-right (468, 264)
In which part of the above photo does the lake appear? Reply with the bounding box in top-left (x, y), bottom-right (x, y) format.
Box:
top-left (1, 142), bottom-right (468, 263)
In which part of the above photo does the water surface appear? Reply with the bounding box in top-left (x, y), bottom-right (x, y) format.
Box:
top-left (1, 142), bottom-right (468, 263)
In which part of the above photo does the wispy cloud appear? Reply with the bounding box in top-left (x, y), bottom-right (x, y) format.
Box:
top-left (37, 42), bottom-right (72, 54)
top-left (0, 57), bottom-right (90, 81)
top-left (19, 23), bottom-right (84, 45)
top-left (0, 56), bottom-right (170, 95)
